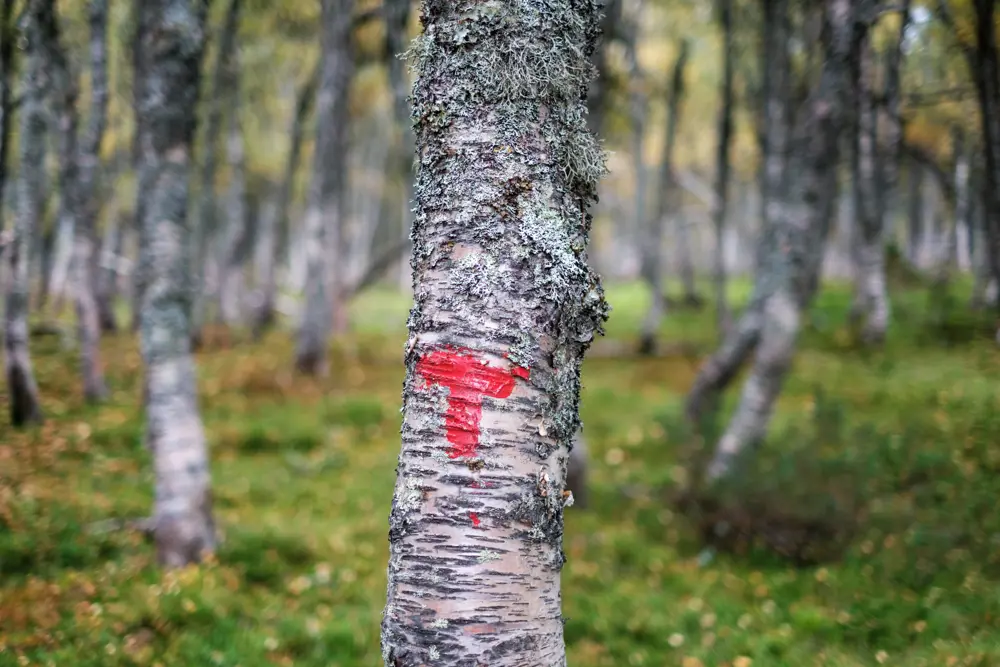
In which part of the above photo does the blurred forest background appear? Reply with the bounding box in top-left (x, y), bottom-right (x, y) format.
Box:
top-left (2, 0), bottom-right (1000, 665)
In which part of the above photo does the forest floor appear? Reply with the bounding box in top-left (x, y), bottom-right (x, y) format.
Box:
top-left (2, 280), bottom-right (1000, 667)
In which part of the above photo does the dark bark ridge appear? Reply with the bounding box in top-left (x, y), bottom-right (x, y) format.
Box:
top-left (382, 1), bottom-right (607, 665)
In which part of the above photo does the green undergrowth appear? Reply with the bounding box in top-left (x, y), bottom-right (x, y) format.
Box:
top-left (1, 281), bottom-right (999, 666)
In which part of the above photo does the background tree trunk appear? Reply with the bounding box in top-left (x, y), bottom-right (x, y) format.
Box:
top-left (136, 0), bottom-right (215, 568)
top-left (218, 87), bottom-right (249, 328)
top-left (639, 39), bottom-right (689, 354)
top-left (42, 0), bottom-right (109, 401)
top-left (686, 0), bottom-right (790, 420)
top-left (192, 0), bottom-right (242, 342)
top-left (381, 1), bottom-right (607, 663)
top-left (702, 0), bottom-right (863, 482)
top-left (0, 0), bottom-right (14, 258)
top-left (253, 67), bottom-right (318, 338)
top-left (5, 1), bottom-right (47, 427)
top-left (295, 0), bottom-right (354, 374)
top-left (711, 0), bottom-right (735, 337)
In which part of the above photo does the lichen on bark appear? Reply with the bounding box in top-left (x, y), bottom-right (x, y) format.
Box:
top-left (381, 1), bottom-right (607, 665)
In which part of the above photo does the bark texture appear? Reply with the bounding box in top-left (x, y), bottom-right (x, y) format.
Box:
top-left (639, 39), bottom-right (689, 355)
top-left (692, 0), bottom-right (864, 481)
top-left (295, 0), bottom-right (354, 374)
top-left (136, 0), bottom-right (215, 568)
top-left (5, 1), bottom-right (47, 426)
top-left (381, 2), bottom-right (607, 664)
top-left (42, 0), bottom-right (110, 402)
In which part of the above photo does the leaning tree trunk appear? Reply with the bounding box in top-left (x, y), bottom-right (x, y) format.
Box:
top-left (381, 1), bottom-right (607, 664)
top-left (639, 39), bottom-right (689, 354)
top-left (686, 0), bottom-right (791, 420)
top-left (191, 0), bottom-right (241, 342)
top-left (42, 0), bottom-right (109, 402)
top-left (295, 0), bottom-right (354, 374)
top-left (136, 0), bottom-right (214, 568)
top-left (700, 0), bottom-right (863, 482)
top-left (4, 2), bottom-right (47, 427)
top-left (711, 0), bottom-right (735, 336)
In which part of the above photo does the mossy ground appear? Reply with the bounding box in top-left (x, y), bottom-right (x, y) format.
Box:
top-left (2, 280), bottom-right (999, 666)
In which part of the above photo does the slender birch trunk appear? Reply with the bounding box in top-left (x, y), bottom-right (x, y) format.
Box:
top-left (42, 0), bottom-right (110, 401)
top-left (252, 68), bottom-right (318, 337)
top-left (295, 0), bottom-right (354, 374)
top-left (586, 0), bottom-right (620, 136)
top-left (4, 1), bottom-right (47, 427)
top-left (639, 39), bottom-right (689, 354)
top-left (711, 0), bottom-right (735, 336)
top-left (970, 0), bottom-right (1000, 315)
top-left (218, 92), bottom-right (249, 328)
top-left (693, 0), bottom-right (864, 481)
top-left (135, 0), bottom-right (214, 568)
top-left (0, 0), bottom-right (13, 259)
top-left (191, 0), bottom-right (241, 342)
top-left (687, 0), bottom-right (790, 420)
top-left (381, 2), bottom-right (607, 663)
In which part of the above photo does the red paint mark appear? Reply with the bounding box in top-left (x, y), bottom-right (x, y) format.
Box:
top-left (416, 347), bottom-right (529, 459)
top-left (469, 512), bottom-right (481, 527)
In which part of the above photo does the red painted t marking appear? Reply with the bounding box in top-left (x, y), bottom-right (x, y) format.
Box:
top-left (415, 347), bottom-right (529, 459)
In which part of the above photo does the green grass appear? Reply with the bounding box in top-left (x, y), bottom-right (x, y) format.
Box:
top-left (2, 280), bottom-right (999, 666)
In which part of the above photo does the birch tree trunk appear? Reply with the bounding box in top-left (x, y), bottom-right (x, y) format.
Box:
top-left (0, 0), bottom-right (14, 257)
top-left (850, 2), bottom-right (908, 343)
top-left (639, 39), bottom-right (689, 354)
top-left (219, 93), bottom-right (249, 328)
top-left (970, 0), bottom-right (1000, 313)
top-left (295, 0), bottom-right (354, 374)
top-left (4, 1), bottom-right (46, 426)
top-left (694, 0), bottom-right (863, 481)
top-left (252, 67), bottom-right (317, 337)
top-left (849, 33), bottom-right (890, 342)
top-left (136, 0), bottom-right (215, 568)
top-left (384, 0), bottom-right (415, 267)
top-left (687, 0), bottom-right (790, 420)
top-left (711, 0), bottom-right (735, 336)
top-left (42, 0), bottom-right (110, 401)
top-left (191, 0), bottom-right (241, 342)
top-left (381, 1), bottom-right (607, 663)
top-left (586, 0), bottom-right (620, 136)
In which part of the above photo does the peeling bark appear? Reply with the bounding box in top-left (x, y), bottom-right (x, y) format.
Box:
top-left (4, 2), bottom-right (46, 427)
top-left (295, 0), bottom-right (354, 374)
top-left (639, 39), bottom-right (689, 355)
top-left (136, 0), bottom-right (215, 568)
top-left (381, 2), bottom-right (607, 664)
